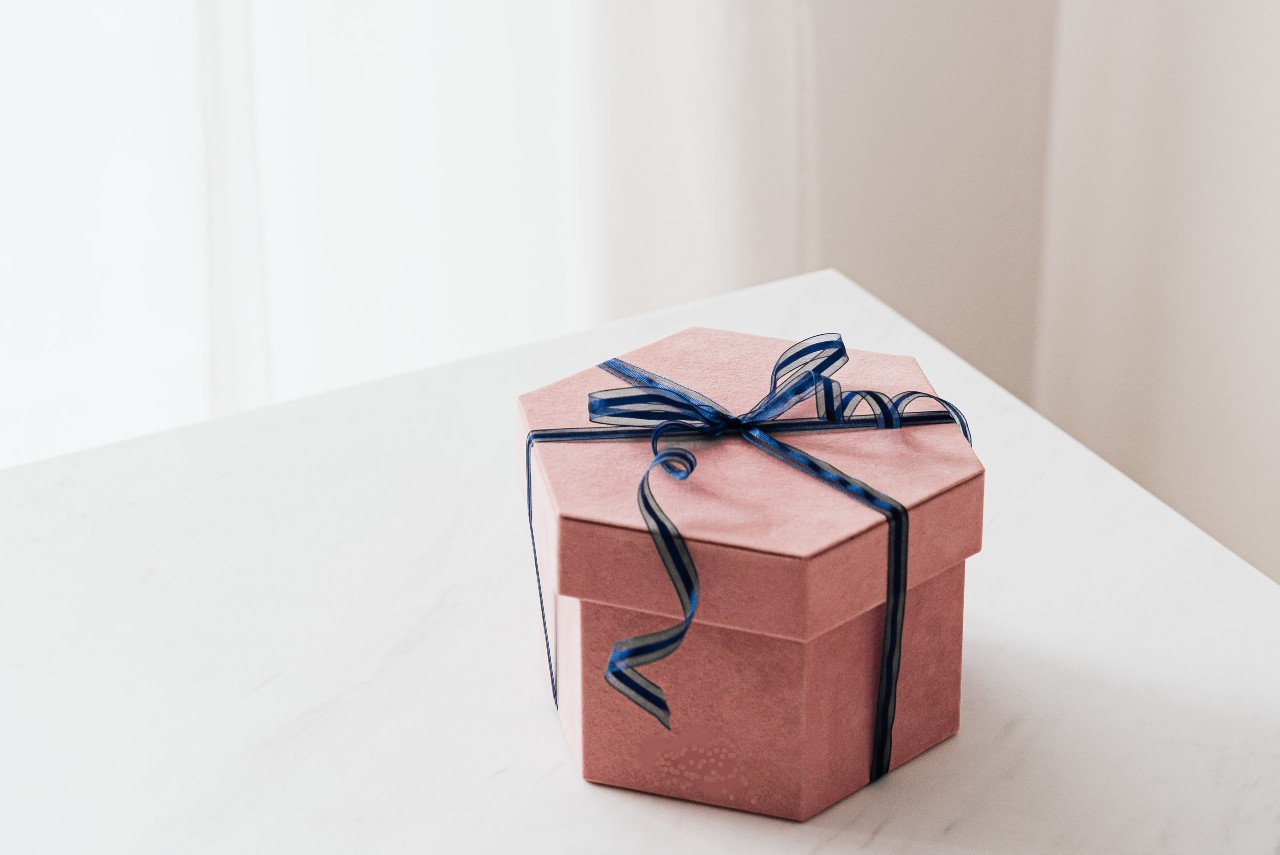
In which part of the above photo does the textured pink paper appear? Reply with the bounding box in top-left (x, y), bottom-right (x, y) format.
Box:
top-left (519, 328), bottom-right (984, 820)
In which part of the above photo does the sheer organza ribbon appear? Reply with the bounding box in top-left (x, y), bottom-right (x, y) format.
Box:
top-left (525, 333), bottom-right (971, 781)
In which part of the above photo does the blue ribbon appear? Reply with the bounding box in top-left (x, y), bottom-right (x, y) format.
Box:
top-left (525, 333), bottom-right (971, 782)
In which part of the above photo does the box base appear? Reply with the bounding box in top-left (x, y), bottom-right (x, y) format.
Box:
top-left (549, 561), bottom-right (965, 821)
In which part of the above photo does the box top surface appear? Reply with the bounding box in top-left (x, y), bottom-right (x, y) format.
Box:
top-left (519, 327), bottom-right (983, 559)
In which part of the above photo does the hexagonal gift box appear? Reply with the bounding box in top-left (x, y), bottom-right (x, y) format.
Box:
top-left (518, 327), bottom-right (984, 820)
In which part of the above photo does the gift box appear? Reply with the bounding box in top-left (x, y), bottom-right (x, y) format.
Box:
top-left (519, 327), bottom-right (984, 820)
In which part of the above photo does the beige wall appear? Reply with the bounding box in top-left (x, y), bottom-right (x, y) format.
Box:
top-left (577, 0), bottom-right (1058, 413)
top-left (807, 1), bottom-right (1057, 403)
top-left (800, 1), bottom-right (1280, 581)
top-left (1037, 1), bottom-right (1280, 579)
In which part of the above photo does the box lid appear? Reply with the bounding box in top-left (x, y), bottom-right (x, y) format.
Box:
top-left (519, 327), bottom-right (984, 640)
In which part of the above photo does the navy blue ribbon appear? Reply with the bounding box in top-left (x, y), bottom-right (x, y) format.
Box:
top-left (525, 333), bottom-right (971, 782)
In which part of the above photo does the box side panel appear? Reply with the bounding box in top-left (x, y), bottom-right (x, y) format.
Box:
top-left (554, 471), bottom-right (982, 643)
top-left (888, 561), bottom-right (964, 771)
top-left (801, 560), bottom-right (965, 819)
top-left (578, 600), bottom-right (810, 820)
top-left (806, 472), bottom-right (982, 639)
top-left (799, 588), bottom-right (880, 818)
top-left (559, 516), bottom-right (810, 639)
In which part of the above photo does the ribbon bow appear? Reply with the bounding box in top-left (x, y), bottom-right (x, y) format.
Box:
top-left (525, 333), bottom-right (970, 781)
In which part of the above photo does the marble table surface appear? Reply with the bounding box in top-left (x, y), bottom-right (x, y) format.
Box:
top-left (2, 270), bottom-right (1277, 854)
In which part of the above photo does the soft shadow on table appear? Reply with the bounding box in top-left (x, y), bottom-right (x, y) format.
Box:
top-left (486, 635), bottom-right (1279, 855)
top-left (797, 638), bottom-right (1280, 854)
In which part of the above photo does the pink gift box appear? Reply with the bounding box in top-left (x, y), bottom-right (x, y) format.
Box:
top-left (519, 327), bottom-right (984, 820)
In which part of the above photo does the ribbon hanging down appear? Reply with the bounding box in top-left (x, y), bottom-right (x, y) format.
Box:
top-left (524, 333), bottom-right (971, 782)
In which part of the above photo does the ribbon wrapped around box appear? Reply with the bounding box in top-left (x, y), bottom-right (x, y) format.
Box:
top-left (519, 327), bottom-right (984, 820)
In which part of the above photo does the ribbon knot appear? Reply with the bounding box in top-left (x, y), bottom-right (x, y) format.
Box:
top-left (716, 415), bottom-right (745, 435)
top-left (526, 333), bottom-right (971, 782)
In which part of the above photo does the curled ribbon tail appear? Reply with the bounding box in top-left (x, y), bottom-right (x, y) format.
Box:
top-left (603, 452), bottom-right (700, 729)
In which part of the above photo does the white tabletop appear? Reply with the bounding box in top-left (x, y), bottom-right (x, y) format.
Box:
top-left (2, 270), bottom-right (1277, 854)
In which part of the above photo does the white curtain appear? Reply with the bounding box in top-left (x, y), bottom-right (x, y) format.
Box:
top-left (1, 2), bottom-right (210, 469)
top-left (2, 2), bottom-right (1277, 579)
top-left (244, 0), bottom-right (813, 399)
top-left (1, 0), bottom-right (816, 466)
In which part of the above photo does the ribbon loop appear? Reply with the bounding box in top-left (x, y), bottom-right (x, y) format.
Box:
top-left (892, 391), bottom-right (971, 443)
top-left (598, 358), bottom-right (733, 421)
top-left (765, 332), bottom-right (850, 397)
top-left (740, 333), bottom-right (849, 423)
top-left (589, 386), bottom-right (727, 428)
top-left (841, 390), bottom-right (898, 429)
top-left (814, 374), bottom-right (844, 423)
